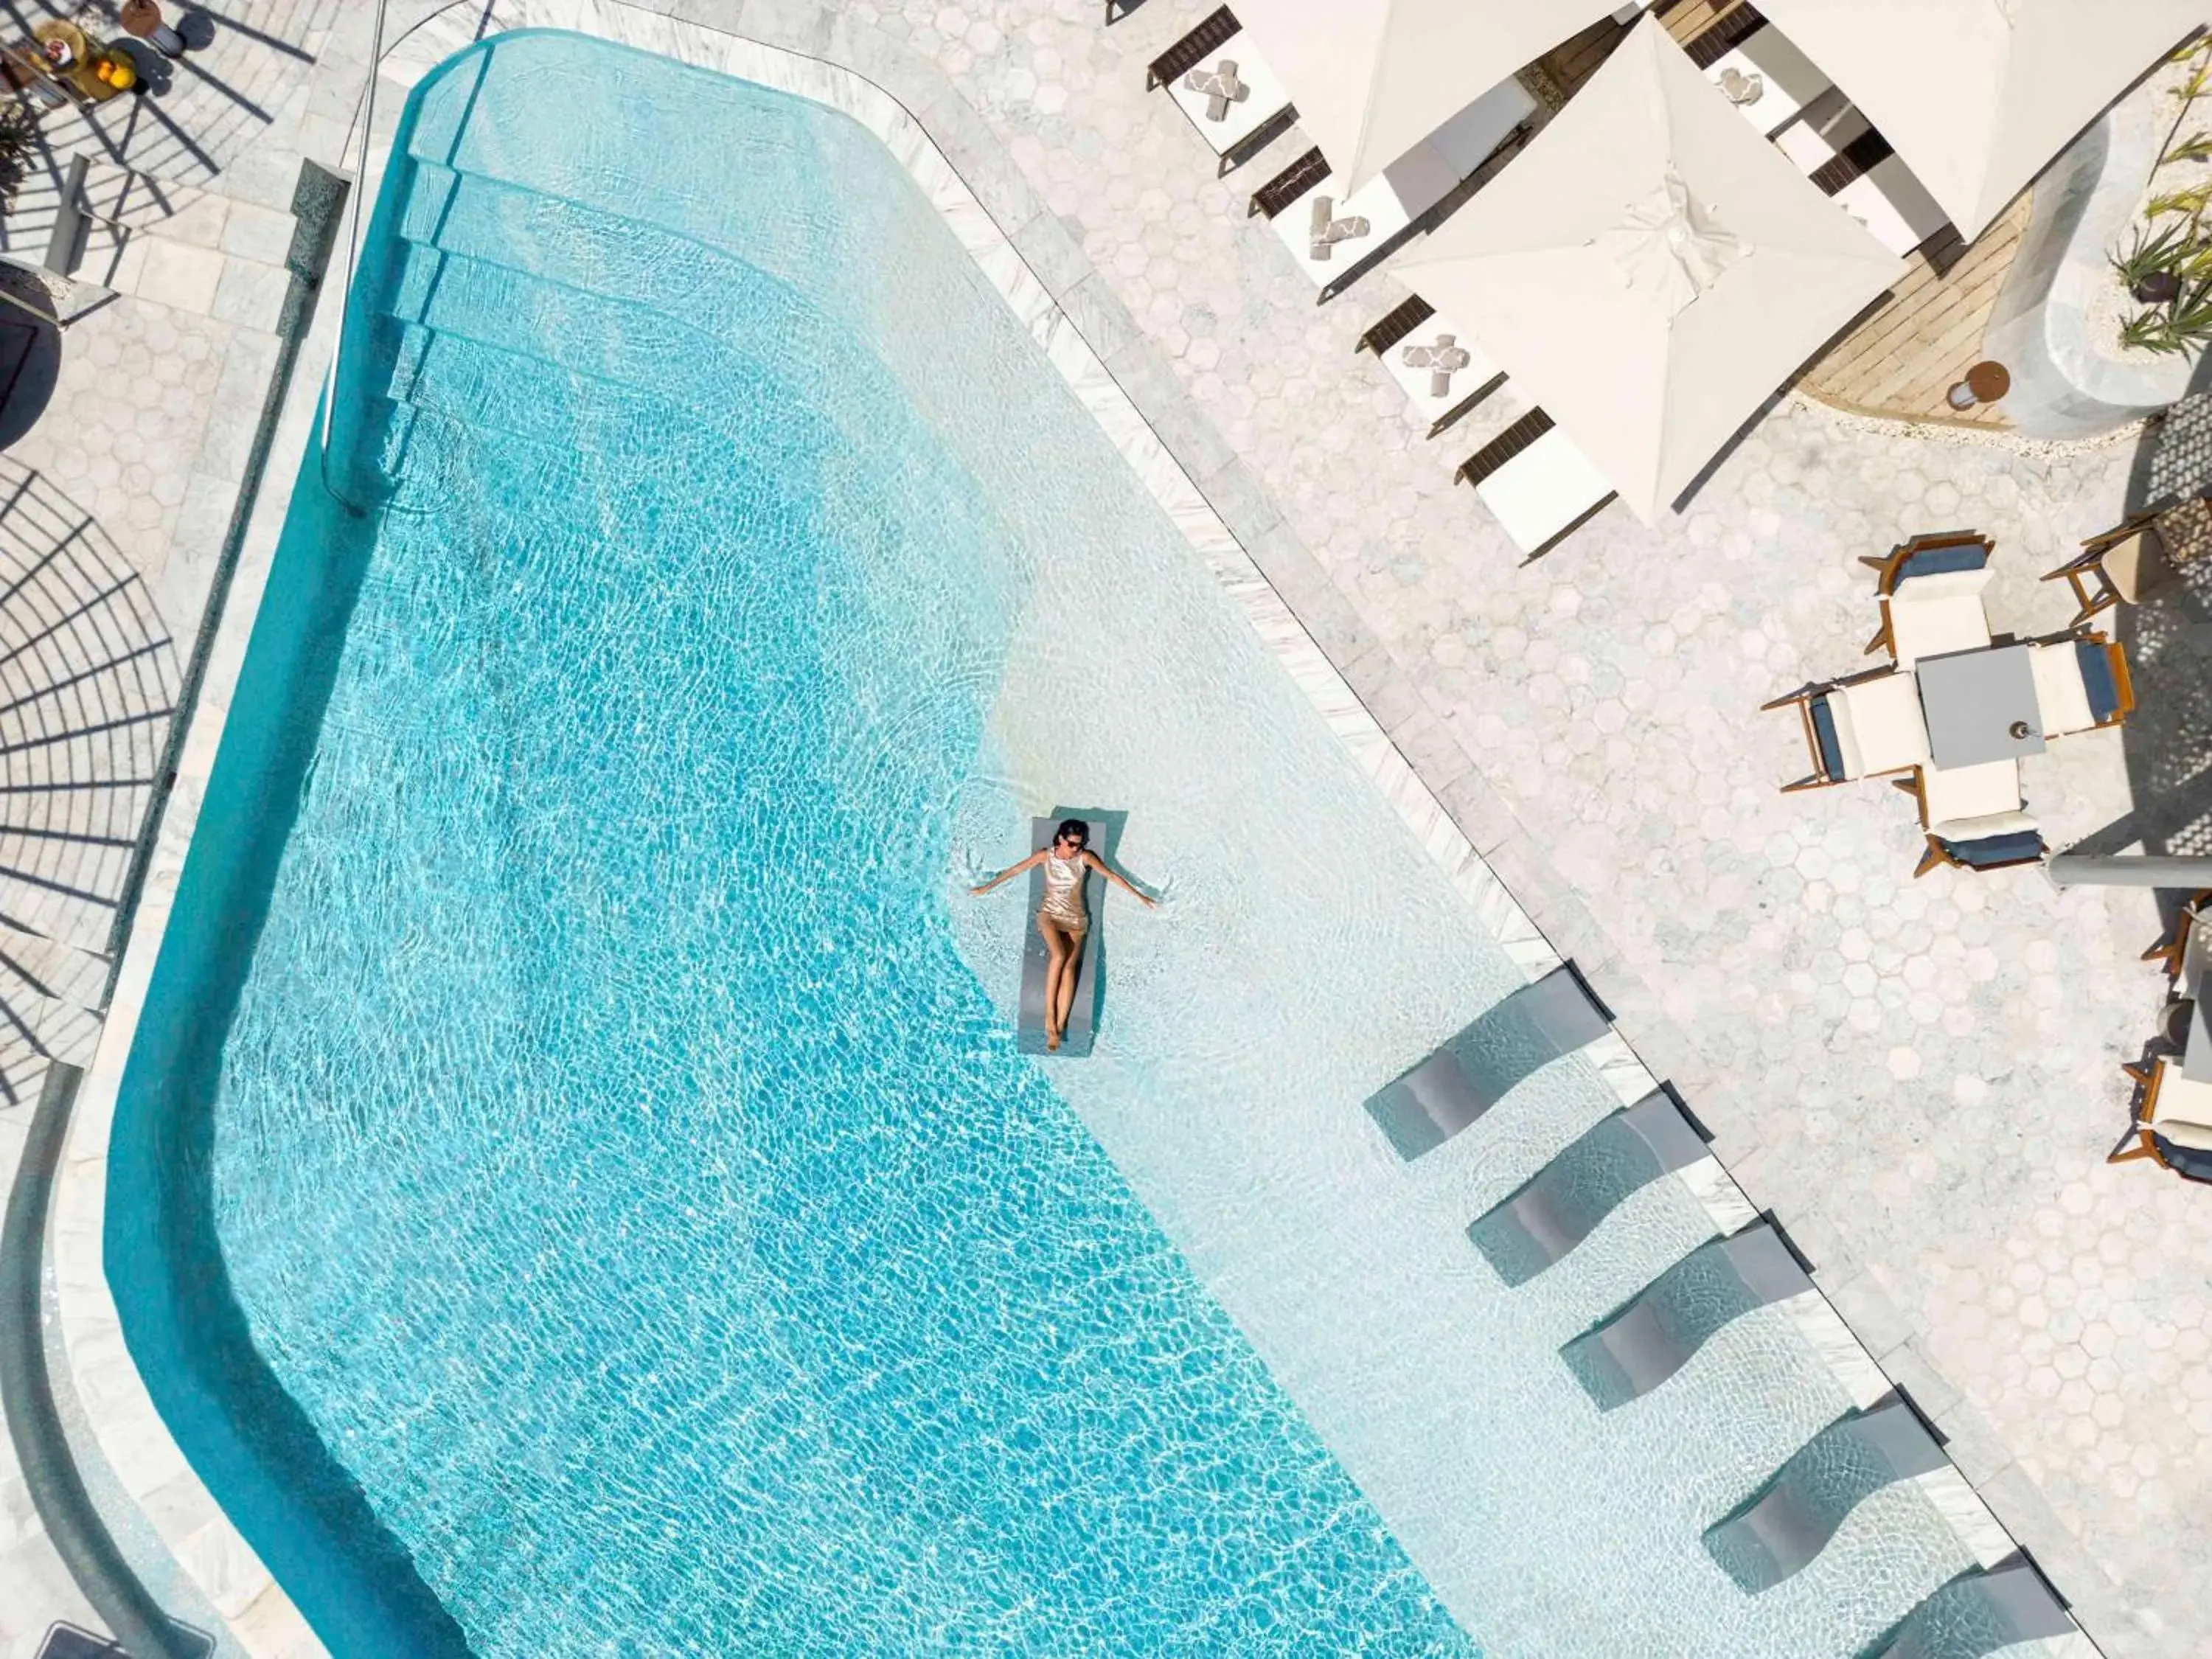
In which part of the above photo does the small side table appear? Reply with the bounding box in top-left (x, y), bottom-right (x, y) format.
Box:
top-left (30, 21), bottom-right (128, 103)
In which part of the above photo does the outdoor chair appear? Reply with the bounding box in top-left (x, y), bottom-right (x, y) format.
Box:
top-left (1863, 532), bottom-right (1994, 664)
top-left (2043, 514), bottom-right (2179, 625)
top-left (1357, 293), bottom-right (1503, 439)
top-left (2143, 891), bottom-right (2212, 984)
top-left (1455, 408), bottom-right (1615, 560)
top-left (2027, 633), bottom-right (2133, 737)
top-left (2112, 1054), bottom-right (2212, 1173)
top-left (1763, 667), bottom-right (1929, 790)
top-left (1902, 758), bottom-right (2039, 875)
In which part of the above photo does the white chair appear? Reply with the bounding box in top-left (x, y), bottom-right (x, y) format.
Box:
top-left (1878, 568), bottom-right (1994, 665)
top-left (2027, 634), bottom-right (2133, 736)
top-left (1916, 761), bottom-right (2024, 830)
top-left (1766, 668), bottom-right (1929, 790)
top-left (2028, 640), bottom-right (2096, 737)
top-left (2114, 1055), bottom-right (2212, 1166)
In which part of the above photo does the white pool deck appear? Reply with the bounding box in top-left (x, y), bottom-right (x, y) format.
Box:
top-left (0, 1), bottom-right (2201, 1656)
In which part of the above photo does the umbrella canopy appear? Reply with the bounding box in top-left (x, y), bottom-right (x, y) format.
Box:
top-left (1234, 0), bottom-right (1622, 196)
top-left (1755, 0), bottom-right (2205, 240)
top-left (1395, 16), bottom-right (1903, 521)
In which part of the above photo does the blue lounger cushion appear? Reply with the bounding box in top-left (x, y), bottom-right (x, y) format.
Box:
top-left (2077, 640), bottom-right (2121, 724)
top-left (1939, 829), bottom-right (2045, 868)
top-left (1897, 540), bottom-right (1988, 582)
top-left (1807, 695), bottom-right (1847, 780)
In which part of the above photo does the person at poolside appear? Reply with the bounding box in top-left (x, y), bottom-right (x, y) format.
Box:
top-left (970, 818), bottom-right (1154, 1051)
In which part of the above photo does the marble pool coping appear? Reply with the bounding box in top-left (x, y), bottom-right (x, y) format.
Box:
top-left (40, 1), bottom-right (2085, 1654)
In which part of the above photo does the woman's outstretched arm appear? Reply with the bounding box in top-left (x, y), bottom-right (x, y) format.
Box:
top-left (1083, 851), bottom-right (1158, 908)
top-left (970, 849), bottom-right (1045, 894)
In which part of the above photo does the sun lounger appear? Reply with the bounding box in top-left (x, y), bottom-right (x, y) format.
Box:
top-left (1154, 10), bottom-right (1295, 176)
top-left (1683, 1), bottom-right (1769, 70)
top-left (1871, 1564), bottom-right (2079, 1659)
top-left (2028, 634), bottom-right (2133, 737)
top-left (1700, 21), bottom-right (1832, 138)
top-left (1364, 964), bottom-right (1612, 1160)
top-left (1561, 1223), bottom-right (1812, 1410)
top-left (1357, 293), bottom-right (1503, 439)
top-left (1456, 411), bottom-right (1616, 558)
top-left (1468, 1088), bottom-right (1708, 1284)
top-left (1705, 1399), bottom-right (1949, 1590)
top-left (1256, 76), bottom-right (1536, 302)
top-left (1776, 100), bottom-right (1950, 256)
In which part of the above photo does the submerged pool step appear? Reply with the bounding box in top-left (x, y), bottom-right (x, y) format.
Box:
top-left (392, 163), bottom-right (821, 346)
top-left (380, 321), bottom-right (799, 482)
top-left (375, 241), bottom-right (845, 449)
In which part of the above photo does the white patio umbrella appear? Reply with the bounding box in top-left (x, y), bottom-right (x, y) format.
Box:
top-left (1234, 0), bottom-right (1623, 196)
top-left (1395, 16), bottom-right (1904, 522)
top-left (1755, 0), bottom-right (2205, 240)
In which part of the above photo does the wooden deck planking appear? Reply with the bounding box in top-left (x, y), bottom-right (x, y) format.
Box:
top-left (1796, 194), bottom-right (2031, 428)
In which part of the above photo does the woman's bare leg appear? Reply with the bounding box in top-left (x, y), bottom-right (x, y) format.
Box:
top-left (1040, 919), bottom-right (1072, 1048)
top-left (1051, 928), bottom-right (1084, 1040)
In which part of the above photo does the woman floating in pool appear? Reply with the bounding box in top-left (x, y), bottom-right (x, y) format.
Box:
top-left (970, 818), bottom-right (1154, 1052)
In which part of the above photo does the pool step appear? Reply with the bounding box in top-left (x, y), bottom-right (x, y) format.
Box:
top-left (375, 244), bottom-right (841, 449)
top-left (393, 163), bottom-right (829, 349)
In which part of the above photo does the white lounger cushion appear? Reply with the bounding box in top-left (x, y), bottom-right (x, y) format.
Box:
top-left (2157, 1058), bottom-right (2212, 1135)
top-left (1926, 806), bottom-right (2037, 842)
top-left (1476, 426), bottom-right (1615, 554)
top-left (1832, 156), bottom-right (1951, 256)
top-left (1835, 672), bottom-right (1929, 775)
top-left (2183, 911), bottom-right (2211, 999)
top-left (1887, 590), bottom-right (1992, 666)
top-left (2028, 641), bottom-right (2097, 737)
top-left (1896, 566), bottom-right (1992, 600)
top-left (1920, 762), bottom-right (2023, 827)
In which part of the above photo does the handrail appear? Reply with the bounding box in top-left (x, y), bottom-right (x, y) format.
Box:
top-left (317, 0), bottom-right (388, 467)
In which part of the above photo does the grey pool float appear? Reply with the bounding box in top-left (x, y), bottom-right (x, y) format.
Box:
top-left (1018, 810), bottom-right (1125, 1059)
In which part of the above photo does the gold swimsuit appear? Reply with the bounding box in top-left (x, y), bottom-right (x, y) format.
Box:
top-left (1039, 850), bottom-right (1088, 933)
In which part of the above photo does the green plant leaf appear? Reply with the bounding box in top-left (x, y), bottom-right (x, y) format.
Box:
top-left (2120, 310), bottom-right (2190, 355)
top-left (2164, 131), bottom-right (2212, 167)
top-left (2149, 187), bottom-right (2212, 220)
top-left (2114, 220), bottom-right (2194, 288)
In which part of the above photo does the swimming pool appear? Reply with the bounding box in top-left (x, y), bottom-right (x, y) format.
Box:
top-left (106, 27), bottom-right (1978, 1658)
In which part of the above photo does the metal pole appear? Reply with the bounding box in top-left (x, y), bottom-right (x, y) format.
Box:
top-left (2045, 854), bottom-right (2212, 888)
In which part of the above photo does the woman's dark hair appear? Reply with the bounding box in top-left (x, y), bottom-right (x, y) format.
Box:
top-left (1054, 818), bottom-right (1090, 849)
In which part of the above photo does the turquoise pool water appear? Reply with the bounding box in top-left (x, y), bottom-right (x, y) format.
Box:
top-left (106, 29), bottom-right (1986, 1659)
top-left (110, 32), bottom-right (1482, 1658)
